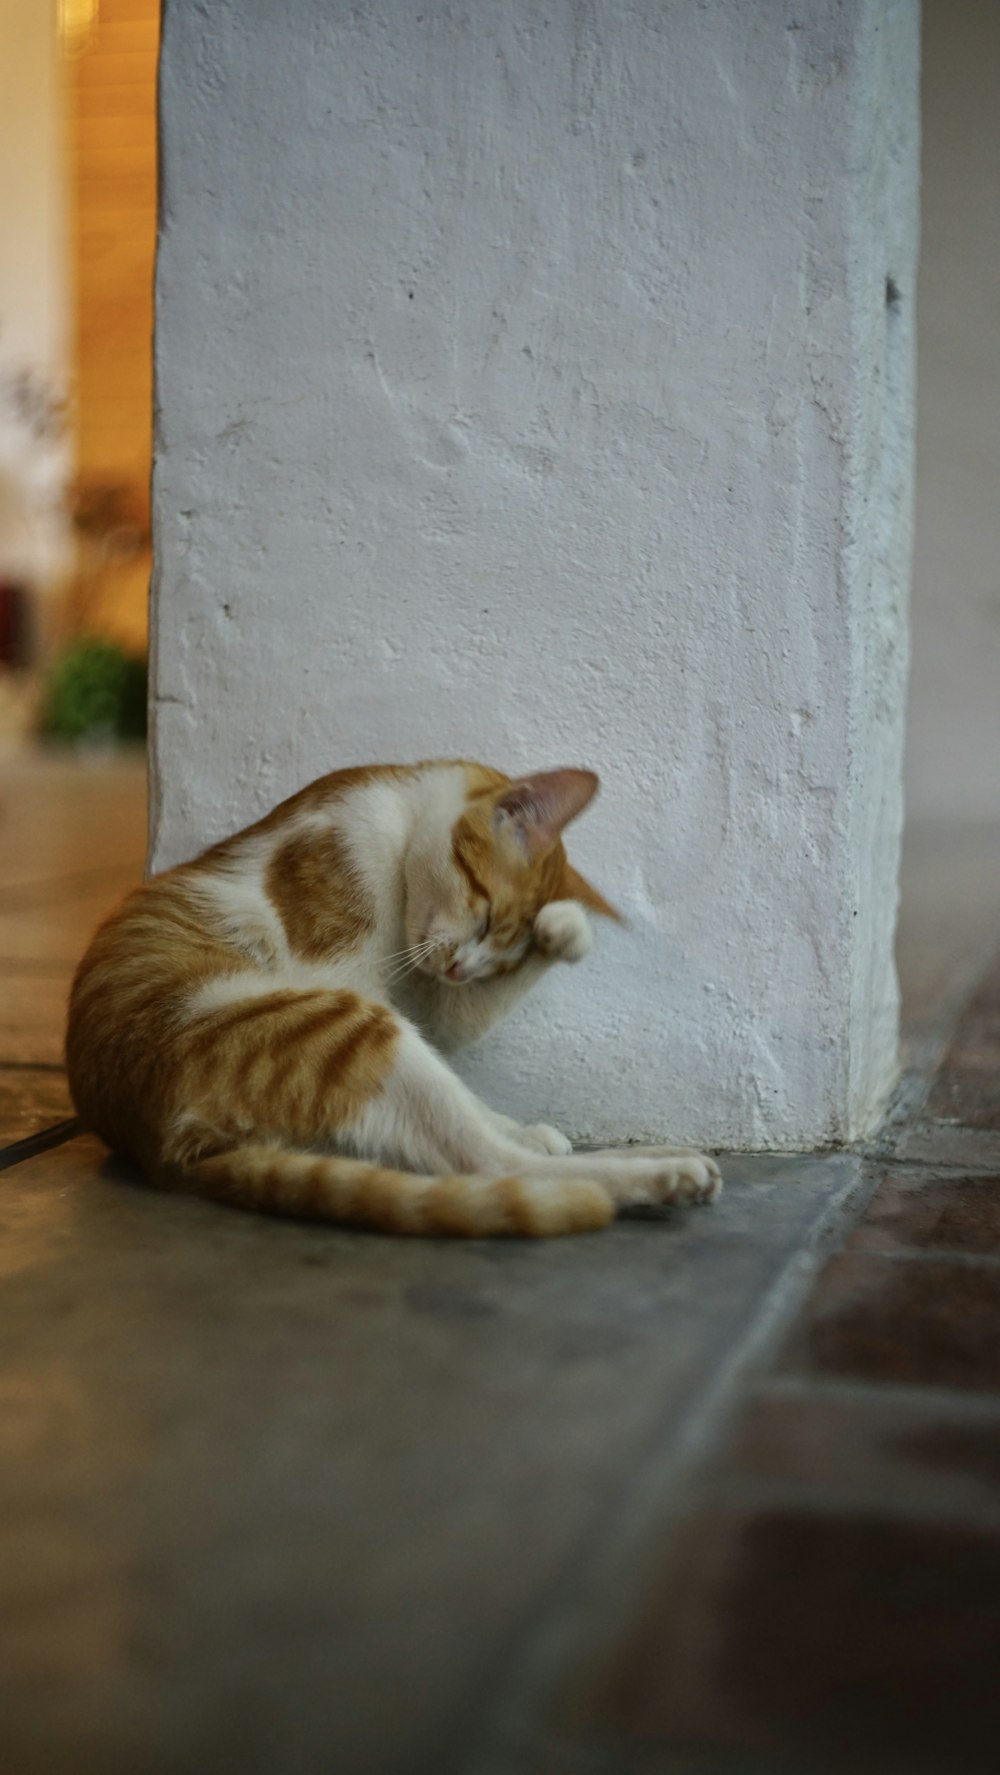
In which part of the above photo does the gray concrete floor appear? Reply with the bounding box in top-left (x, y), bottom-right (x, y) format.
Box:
top-left (1, 756), bottom-right (998, 1775)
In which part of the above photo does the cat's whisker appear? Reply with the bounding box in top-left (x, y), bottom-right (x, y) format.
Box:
top-left (380, 944), bottom-right (426, 965)
top-left (380, 936), bottom-right (443, 966)
top-left (381, 937), bottom-right (442, 984)
top-left (390, 937), bottom-right (438, 963)
top-left (383, 951), bottom-right (436, 984)
top-left (380, 937), bottom-right (435, 965)
top-left (386, 941), bottom-right (443, 979)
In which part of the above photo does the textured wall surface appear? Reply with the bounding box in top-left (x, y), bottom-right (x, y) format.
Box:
top-left (152, 0), bottom-right (919, 1148)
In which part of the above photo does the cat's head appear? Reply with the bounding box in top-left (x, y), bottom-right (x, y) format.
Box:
top-left (406, 767), bottom-right (619, 984)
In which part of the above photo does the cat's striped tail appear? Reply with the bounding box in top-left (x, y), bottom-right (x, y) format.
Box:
top-left (175, 1142), bottom-right (613, 1237)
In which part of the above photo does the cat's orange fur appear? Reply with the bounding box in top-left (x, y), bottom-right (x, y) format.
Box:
top-left (67, 760), bottom-right (721, 1237)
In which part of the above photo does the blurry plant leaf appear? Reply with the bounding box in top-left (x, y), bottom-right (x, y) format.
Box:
top-left (39, 637), bottom-right (147, 743)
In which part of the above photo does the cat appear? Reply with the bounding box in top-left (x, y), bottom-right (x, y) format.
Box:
top-left (66, 760), bottom-right (721, 1237)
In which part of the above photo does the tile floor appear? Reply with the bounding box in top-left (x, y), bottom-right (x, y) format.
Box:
top-left (0, 753), bottom-right (998, 1775)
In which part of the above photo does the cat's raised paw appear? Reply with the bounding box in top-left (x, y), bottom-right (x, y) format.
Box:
top-left (533, 900), bottom-right (593, 964)
top-left (519, 1122), bottom-right (574, 1156)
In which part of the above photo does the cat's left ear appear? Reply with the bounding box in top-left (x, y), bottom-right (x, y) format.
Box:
top-left (560, 862), bottom-right (624, 923)
top-left (493, 768), bottom-right (599, 860)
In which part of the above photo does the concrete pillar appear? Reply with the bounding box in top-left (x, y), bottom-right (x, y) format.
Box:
top-left (151, 0), bottom-right (919, 1149)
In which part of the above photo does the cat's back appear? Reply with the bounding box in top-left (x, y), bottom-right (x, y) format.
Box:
top-left (64, 758), bottom-right (506, 1154)
top-left (68, 760), bottom-right (410, 1016)
top-left (65, 865), bottom-right (249, 1149)
top-left (63, 763), bottom-right (410, 1137)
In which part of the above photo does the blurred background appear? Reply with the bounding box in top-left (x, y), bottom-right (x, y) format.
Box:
top-left (0, 0), bottom-right (154, 747)
top-left (0, 0), bottom-right (996, 820)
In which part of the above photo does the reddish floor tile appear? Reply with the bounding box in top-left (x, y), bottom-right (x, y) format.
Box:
top-left (927, 1063), bottom-right (1000, 1129)
top-left (850, 1171), bottom-right (1000, 1256)
top-left (566, 1504), bottom-right (1000, 1774)
top-left (927, 956), bottom-right (1000, 1129)
top-left (717, 1386), bottom-right (1000, 1519)
top-left (897, 1122), bottom-right (1000, 1168)
top-left (777, 1250), bottom-right (1000, 1391)
top-left (965, 958), bottom-right (1000, 1017)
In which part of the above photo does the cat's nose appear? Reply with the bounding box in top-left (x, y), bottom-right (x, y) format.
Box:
top-left (445, 960), bottom-right (466, 983)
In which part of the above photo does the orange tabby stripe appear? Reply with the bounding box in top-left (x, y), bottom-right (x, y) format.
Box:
top-left (262, 997), bottom-right (366, 1101)
top-left (177, 994), bottom-right (399, 1144)
top-left (182, 1145), bottom-right (615, 1237)
top-left (310, 1011), bottom-right (398, 1121)
top-left (182, 990), bottom-right (315, 1057)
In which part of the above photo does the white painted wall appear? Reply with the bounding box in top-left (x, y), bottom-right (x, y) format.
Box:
top-left (152, 0), bottom-right (918, 1149)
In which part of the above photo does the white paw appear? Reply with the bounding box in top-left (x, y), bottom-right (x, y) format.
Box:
top-left (518, 1122), bottom-right (574, 1156)
top-left (681, 1154), bottom-right (722, 1202)
top-left (612, 1153), bottom-right (723, 1208)
top-left (533, 900), bottom-right (593, 964)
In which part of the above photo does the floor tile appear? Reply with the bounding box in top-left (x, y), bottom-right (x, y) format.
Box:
top-left (897, 1122), bottom-right (1000, 1168)
top-left (0, 1139), bottom-right (855, 1775)
top-left (0, 973), bottom-right (75, 1066)
top-left (557, 1501), bottom-right (1000, 1775)
top-left (849, 1170), bottom-right (1000, 1257)
top-left (0, 1068), bottom-right (73, 1150)
top-left (895, 824), bottom-right (1000, 1045)
top-left (0, 753), bottom-right (146, 891)
top-left (776, 1249), bottom-right (1000, 1392)
top-left (926, 954), bottom-right (1000, 1129)
top-left (717, 1384), bottom-right (1000, 1523)
top-left (0, 894), bottom-right (137, 979)
top-left (926, 1061), bottom-right (1000, 1128)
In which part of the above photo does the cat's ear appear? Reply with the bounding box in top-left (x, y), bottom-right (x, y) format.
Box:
top-left (493, 768), bottom-right (599, 860)
top-left (560, 861), bottom-right (625, 923)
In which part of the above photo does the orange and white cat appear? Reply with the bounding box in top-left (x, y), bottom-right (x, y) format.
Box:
top-left (67, 760), bottom-right (721, 1237)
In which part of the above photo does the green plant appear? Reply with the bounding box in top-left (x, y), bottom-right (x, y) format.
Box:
top-left (39, 636), bottom-right (147, 743)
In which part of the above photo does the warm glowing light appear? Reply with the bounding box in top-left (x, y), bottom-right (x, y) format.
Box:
top-left (59, 0), bottom-right (100, 57)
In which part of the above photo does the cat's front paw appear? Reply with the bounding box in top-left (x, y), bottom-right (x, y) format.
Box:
top-left (533, 900), bottom-right (593, 964)
top-left (610, 1152), bottom-right (723, 1209)
top-left (518, 1122), bottom-right (574, 1156)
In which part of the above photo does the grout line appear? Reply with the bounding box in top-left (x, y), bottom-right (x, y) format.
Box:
top-left (0, 960), bottom-right (76, 977)
top-left (0, 1060), bottom-right (66, 1074)
top-left (758, 1370), bottom-right (1000, 1418)
top-left (845, 1242), bottom-right (1000, 1270)
top-left (0, 861), bottom-right (143, 914)
top-left (461, 1157), bottom-right (878, 1775)
top-left (704, 1467), bottom-right (1000, 1535)
top-left (0, 1118), bottom-right (81, 1172)
top-left (864, 1147), bottom-right (1000, 1170)
top-left (463, 1041), bottom-right (999, 1775)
